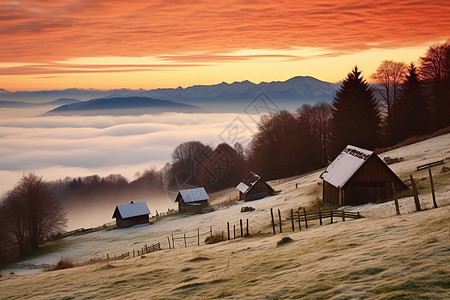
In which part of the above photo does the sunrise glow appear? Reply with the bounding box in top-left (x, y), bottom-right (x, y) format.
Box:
top-left (0, 1), bottom-right (449, 90)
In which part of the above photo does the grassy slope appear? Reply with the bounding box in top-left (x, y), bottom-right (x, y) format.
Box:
top-left (0, 134), bottom-right (449, 299)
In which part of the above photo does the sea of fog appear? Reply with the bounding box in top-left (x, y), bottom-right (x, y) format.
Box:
top-left (0, 107), bottom-right (259, 229)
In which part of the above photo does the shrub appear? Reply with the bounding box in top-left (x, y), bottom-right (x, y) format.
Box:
top-left (277, 236), bottom-right (293, 247)
top-left (205, 233), bottom-right (224, 244)
top-left (52, 257), bottom-right (75, 270)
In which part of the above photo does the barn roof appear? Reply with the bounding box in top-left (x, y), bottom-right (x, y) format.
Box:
top-left (320, 145), bottom-right (373, 188)
top-left (176, 187), bottom-right (209, 203)
top-left (113, 201), bottom-right (151, 219)
top-left (236, 172), bottom-right (261, 194)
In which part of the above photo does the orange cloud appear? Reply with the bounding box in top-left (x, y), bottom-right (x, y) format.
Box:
top-left (0, 62), bottom-right (205, 75)
top-left (0, 0), bottom-right (448, 64)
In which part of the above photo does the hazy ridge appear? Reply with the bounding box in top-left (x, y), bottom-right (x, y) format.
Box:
top-left (1, 76), bottom-right (340, 113)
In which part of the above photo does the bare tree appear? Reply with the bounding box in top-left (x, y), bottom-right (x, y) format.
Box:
top-left (0, 214), bottom-right (12, 264)
top-left (419, 41), bottom-right (450, 128)
top-left (1, 173), bottom-right (67, 256)
top-left (1, 191), bottom-right (27, 257)
top-left (249, 110), bottom-right (298, 178)
top-left (171, 141), bottom-right (213, 186)
top-left (296, 102), bottom-right (331, 165)
top-left (371, 60), bottom-right (407, 122)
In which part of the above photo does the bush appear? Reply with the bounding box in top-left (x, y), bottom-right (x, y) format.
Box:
top-left (205, 233), bottom-right (224, 244)
top-left (277, 236), bottom-right (293, 247)
top-left (52, 257), bottom-right (75, 270)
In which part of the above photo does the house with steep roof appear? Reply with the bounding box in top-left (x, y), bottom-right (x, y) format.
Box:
top-left (175, 187), bottom-right (210, 214)
top-left (320, 145), bottom-right (409, 206)
top-left (112, 201), bottom-right (151, 228)
top-left (236, 171), bottom-right (274, 201)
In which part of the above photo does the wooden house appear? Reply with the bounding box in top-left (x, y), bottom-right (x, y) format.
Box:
top-left (236, 172), bottom-right (274, 201)
top-left (320, 145), bottom-right (409, 206)
top-left (112, 201), bottom-right (151, 228)
top-left (175, 187), bottom-right (210, 214)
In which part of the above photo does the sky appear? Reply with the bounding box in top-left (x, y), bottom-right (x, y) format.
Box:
top-left (0, 0), bottom-right (449, 91)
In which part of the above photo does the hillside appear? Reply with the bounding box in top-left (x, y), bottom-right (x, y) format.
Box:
top-left (45, 96), bottom-right (202, 116)
top-left (0, 133), bottom-right (449, 299)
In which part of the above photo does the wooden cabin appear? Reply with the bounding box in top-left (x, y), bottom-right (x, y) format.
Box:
top-left (236, 172), bottom-right (274, 201)
top-left (112, 201), bottom-right (151, 228)
top-left (320, 145), bottom-right (409, 206)
top-left (175, 187), bottom-right (210, 214)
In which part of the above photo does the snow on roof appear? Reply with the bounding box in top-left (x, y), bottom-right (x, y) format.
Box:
top-left (236, 182), bottom-right (250, 193)
top-left (235, 172), bottom-right (261, 194)
top-left (320, 145), bottom-right (373, 188)
top-left (177, 187), bottom-right (209, 203)
top-left (114, 201), bottom-right (150, 219)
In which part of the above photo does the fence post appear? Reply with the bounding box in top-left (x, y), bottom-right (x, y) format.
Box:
top-left (391, 182), bottom-right (400, 215)
top-left (246, 219), bottom-right (249, 236)
top-left (297, 208), bottom-right (301, 231)
top-left (428, 168), bottom-right (438, 208)
top-left (410, 175), bottom-right (421, 211)
top-left (330, 210), bottom-right (333, 223)
top-left (303, 207), bottom-right (308, 229)
top-left (270, 208), bottom-right (276, 234)
top-left (167, 237), bottom-right (171, 249)
top-left (233, 225), bottom-right (236, 239)
top-left (210, 226), bottom-right (212, 237)
top-left (318, 207), bottom-right (322, 226)
top-left (198, 228), bottom-right (200, 246)
top-left (278, 209), bottom-right (282, 233)
top-left (184, 233), bottom-right (187, 247)
top-left (341, 210), bottom-right (345, 221)
top-left (227, 222), bottom-right (230, 240)
top-left (172, 233), bottom-right (175, 249)
top-left (291, 209), bottom-right (295, 231)
top-left (240, 219), bottom-right (243, 237)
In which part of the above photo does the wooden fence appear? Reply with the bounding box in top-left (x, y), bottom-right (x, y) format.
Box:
top-left (270, 207), bottom-right (362, 234)
top-left (10, 242), bottom-right (161, 270)
top-left (167, 219), bottom-right (251, 249)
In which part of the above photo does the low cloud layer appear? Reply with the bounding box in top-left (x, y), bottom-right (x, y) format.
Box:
top-left (0, 109), bottom-right (258, 194)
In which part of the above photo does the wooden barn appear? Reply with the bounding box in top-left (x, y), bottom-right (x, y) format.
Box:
top-left (320, 145), bottom-right (409, 206)
top-left (236, 172), bottom-right (274, 201)
top-left (112, 201), bottom-right (151, 228)
top-left (175, 187), bottom-right (210, 214)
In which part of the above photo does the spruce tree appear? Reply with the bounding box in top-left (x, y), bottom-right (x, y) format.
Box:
top-left (391, 63), bottom-right (430, 143)
top-left (330, 66), bottom-right (381, 157)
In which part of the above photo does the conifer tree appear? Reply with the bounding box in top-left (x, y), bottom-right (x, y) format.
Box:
top-left (391, 63), bottom-right (430, 143)
top-left (330, 66), bottom-right (381, 157)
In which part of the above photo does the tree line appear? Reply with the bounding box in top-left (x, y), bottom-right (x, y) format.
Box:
top-left (249, 41), bottom-right (449, 180)
top-left (0, 41), bottom-right (448, 266)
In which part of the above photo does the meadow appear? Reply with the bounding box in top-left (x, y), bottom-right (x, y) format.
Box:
top-left (0, 134), bottom-right (449, 299)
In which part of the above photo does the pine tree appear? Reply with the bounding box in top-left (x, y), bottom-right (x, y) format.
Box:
top-left (330, 66), bottom-right (381, 157)
top-left (391, 63), bottom-right (430, 143)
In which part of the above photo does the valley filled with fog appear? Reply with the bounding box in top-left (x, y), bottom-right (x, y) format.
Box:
top-left (0, 106), bottom-right (258, 229)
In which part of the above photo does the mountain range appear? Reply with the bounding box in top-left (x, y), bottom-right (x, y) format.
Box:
top-left (1, 76), bottom-right (340, 114)
top-left (44, 97), bottom-right (201, 116)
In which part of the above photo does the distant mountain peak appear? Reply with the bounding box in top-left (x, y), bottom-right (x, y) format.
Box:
top-left (2, 75), bottom-right (340, 113)
top-left (45, 96), bottom-right (202, 116)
